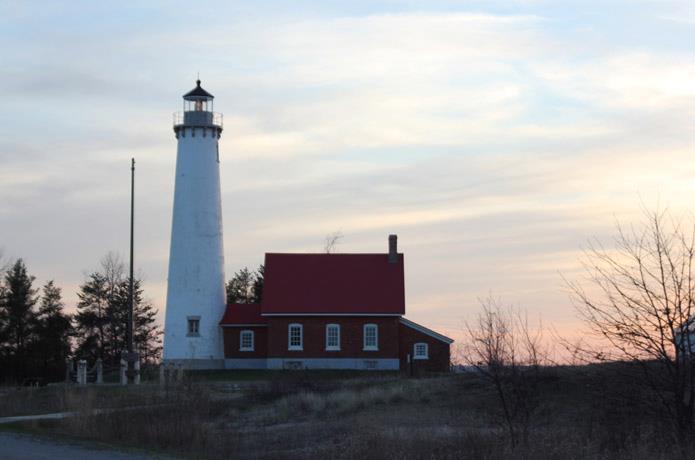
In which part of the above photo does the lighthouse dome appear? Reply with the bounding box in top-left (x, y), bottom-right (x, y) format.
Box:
top-left (183, 79), bottom-right (214, 100)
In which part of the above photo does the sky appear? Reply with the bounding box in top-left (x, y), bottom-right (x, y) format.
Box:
top-left (2, 0), bottom-right (695, 350)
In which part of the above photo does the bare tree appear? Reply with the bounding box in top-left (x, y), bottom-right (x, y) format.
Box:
top-left (0, 249), bottom-right (7, 272)
top-left (464, 296), bottom-right (546, 449)
top-left (566, 208), bottom-right (695, 441)
top-left (323, 231), bottom-right (343, 254)
top-left (101, 251), bottom-right (125, 299)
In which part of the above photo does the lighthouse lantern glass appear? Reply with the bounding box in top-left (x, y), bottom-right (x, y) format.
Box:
top-left (184, 98), bottom-right (213, 113)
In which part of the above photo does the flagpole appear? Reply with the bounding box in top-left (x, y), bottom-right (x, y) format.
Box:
top-left (128, 158), bottom-right (135, 383)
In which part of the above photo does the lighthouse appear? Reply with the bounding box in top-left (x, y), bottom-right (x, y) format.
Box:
top-left (163, 80), bottom-right (226, 369)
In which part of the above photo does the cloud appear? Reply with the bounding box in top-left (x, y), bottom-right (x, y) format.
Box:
top-left (537, 52), bottom-right (695, 110)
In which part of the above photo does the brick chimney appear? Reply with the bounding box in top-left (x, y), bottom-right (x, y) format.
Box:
top-left (388, 234), bottom-right (398, 263)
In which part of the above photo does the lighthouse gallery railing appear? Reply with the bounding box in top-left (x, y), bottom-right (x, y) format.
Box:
top-left (173, 111), bottom-right (223, 129)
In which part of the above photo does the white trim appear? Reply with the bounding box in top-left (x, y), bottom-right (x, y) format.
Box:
top-left (400, 318), bottom-right (454, 344)
top-left (224, 359), bottom-right (267, 369)
top-left (325, 323), bottom-right (341, 351)
top-left (288, 323), bottom-right (303, 350)
top-left (239, 330), bottom-right (254, 351)
top-left (266, 358), bottom-right (399, 370)
top-left (414, 342), bottom-right (429, 360)
top-left (262, 313), bottom-right (402, 317)
top-left (363, 323), bottom-right (379, 351)
top-left (163, 358), bottom-right (224, 369)
top-left (220, 324), bottom-right (267, 327)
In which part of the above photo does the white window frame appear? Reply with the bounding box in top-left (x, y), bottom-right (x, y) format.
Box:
top-left (414, 342), bottom-right (429, 360)
top-left (187, 316), bottom-right (200, 337)
top-left (288, 323), bottom-right (303, 351)
top-left (325, 324), bottom-right (341, 351)
top-left (239, 330), bottom-right (254, 352)
top-left (363, 323), bottom-right (378, 351)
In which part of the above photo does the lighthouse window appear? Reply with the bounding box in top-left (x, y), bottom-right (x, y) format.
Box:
top-left (187, 317), bottom-right (200, 337)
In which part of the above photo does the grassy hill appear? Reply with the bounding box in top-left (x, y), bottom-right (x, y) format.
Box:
top-left (0, 366), bottom-right (689, 459)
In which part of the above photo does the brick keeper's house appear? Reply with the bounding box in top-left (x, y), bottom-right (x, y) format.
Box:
top-left (220, 235), bottom-right (453, 372)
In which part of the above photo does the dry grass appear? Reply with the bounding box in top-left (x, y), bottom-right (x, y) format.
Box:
top-left (0, 384), bottom-right (165, 417)
top-left (4, 368), bottom-right (694, 459)
top-left (63, 386), bottom-right (239, 458)
top-left (252, 379), bottom-right (425, 425)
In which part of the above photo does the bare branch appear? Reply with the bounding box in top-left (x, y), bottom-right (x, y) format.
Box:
top-left (323, 231), bottom-right (344, 254)
top-left (565, 207), bottom-right (695, 439)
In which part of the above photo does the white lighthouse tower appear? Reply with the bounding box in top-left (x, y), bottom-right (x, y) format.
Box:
top-left (163, 80), bottom-right (226, 369)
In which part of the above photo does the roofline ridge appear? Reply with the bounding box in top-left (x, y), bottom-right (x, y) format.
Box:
top-left (264, 252), bottom-right (403, 256)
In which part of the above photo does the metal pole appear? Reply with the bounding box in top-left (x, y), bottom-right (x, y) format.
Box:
top-left (128, 158), bottom-right (135, 382)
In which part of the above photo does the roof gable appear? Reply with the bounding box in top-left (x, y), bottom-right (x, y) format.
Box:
top-left (400, 317), bottom-right (454, 344)
top-left (261, 253), bottom-right (405, 315)
top-left (219, 303), bottom-right (266, 326)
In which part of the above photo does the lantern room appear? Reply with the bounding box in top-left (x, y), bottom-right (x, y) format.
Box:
top-left (174, 79), bottom-right (222, 132)
top-left (183, 79), bottom-right (214, 112)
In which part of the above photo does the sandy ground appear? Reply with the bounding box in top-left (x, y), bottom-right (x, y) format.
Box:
top-left (0, 432), bottom-right (175, 460)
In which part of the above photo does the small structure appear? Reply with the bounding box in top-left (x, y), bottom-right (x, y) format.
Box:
top-left (220, 235), bottom-right (453, 372)
top-left (77, 360), bottom-right (87, 385)
top-left (120, 355), bottom-right (128, 385)
top-left (95, 359), bottom-right (103, 384)
top-left (119, 352), bottom-right (140, 385)
top-left (66, 359), bottom-right (104, 385)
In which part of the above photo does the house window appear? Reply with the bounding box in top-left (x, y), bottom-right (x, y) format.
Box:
top-left (288, 323), bottom-right (303, 350)
top-left (187, 317), bottom-right (200, 337)
top-left (240, 330), bottom-right (254, 351)
top-left (363, 324), bottom-right (378, 351)
top-left (326, 324), bottom-right (340, 351)
top-left (414, 342), bottom-right (429, 360)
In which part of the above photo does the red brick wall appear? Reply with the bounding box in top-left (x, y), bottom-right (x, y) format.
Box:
top-left (398, 323), bottom-right (450, 373)
top-left (266, 317), bottom-right (400, 359)
top-left (223, 326), bottom-right (268, 358)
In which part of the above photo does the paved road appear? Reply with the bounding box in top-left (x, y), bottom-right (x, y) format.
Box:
top-left (0, 411), bottom-right (76, 424)
top-left (0, 432), bottom-right (175, 460)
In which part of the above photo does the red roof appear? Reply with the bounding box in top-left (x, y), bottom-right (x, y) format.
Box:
top-left (219, 303), bottom-right (266, 325)
top-left (260, 253), bottom-right (405, 315)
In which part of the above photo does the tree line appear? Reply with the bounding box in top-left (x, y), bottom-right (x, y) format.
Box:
top-left (0, 252), bottom-right (161, 384)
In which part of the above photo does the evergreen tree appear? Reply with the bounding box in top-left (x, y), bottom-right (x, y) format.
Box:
top-left (0, 274), bottom-right (7, 364)
top-left (74, 272), bottom-right (111, 363)
top-left (0, 252), bottom-right (10, 365)
top-left (0, 259), bottom-right (38, 381)
top-left (226, 265), bottom-right (264, 304)
top-left (226, 267), bottom-right (255, 304)
top-left (74, 254), bottom-right (161, 366)
top-left (252, 264), bottom-right (264, 304)
top-left (113, 278), bottom-right (161, 364)
top-left (34, 281), bottom-right (72, 381)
